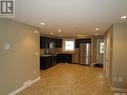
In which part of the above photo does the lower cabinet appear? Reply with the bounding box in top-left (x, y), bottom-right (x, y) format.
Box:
top-left (72, 54), bottom-right (79, 64)
top-left (40, 56), bottom-right (52, 70)
top-left (57, 54), bottom-right (72, 63)
top-left (40, 54), bottom-right (72, 70)
top-left (40, 55), bottom-right (58, 70)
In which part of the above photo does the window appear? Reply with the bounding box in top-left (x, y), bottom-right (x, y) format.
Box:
top-left (100, 42), bottom-right (104, 53)
top-left (63, 39), bottom-right (75, 51)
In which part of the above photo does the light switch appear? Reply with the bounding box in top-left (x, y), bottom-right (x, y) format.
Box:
top-left (118, 77), bottom-right (123, 82)
top-left (4, 43), bottom-right (10, 50)
top-left (35, 52), bottom-right (39, 56)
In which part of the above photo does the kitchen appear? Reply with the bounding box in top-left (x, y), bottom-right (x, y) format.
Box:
top-left (40, 35), bottom-right (104, 70)
top-left (1, 0), bottom-right (127, 94)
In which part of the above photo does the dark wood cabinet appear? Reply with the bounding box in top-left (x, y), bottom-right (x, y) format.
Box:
top-left (75, 38), bottom-right (91, 48)
top-left (56, 39), bottom-right (62, 48)
top-left (40, 56), bottom-right (52, 70)
top-left (57, 54), bottom-right (72, 63)
top-left (40, 55), bottom-right (58, 70)
top-left (40, 36), bottom-right (49, 49)
top-left (40, 36), bottom-right (62, 49)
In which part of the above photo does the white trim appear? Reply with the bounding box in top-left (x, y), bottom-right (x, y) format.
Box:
top-left (63, 39), bottom-right (75, 52)
top-left (8, 77), bottom-right (40, 95)
top-left (108, 78), bottom-right (127, 93)
top-left (111, 87), bottom-right (127, 93)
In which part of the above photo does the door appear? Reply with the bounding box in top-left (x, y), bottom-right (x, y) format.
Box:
top-left (97, 39), bottom-right (104, 65)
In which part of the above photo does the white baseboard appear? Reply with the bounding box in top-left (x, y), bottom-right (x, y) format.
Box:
top-left (114, 93), bottom-right (127, 95)
top-left (106, 76), bottom-right (127, 94)
top-left (8, 77), bottom-right (40, 95)
top-left (111, 87), bottom-right (127, 93)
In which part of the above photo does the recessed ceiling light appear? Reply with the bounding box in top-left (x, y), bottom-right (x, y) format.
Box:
top-left (94, 33), bottom-right (98, 35)
top-left (58, 29), bottom-right (62, 32)
top-left (96, 28), bottom-right (99, 31)
top-left (40, 22), bottom-right (45, 25)
top-left (34, 30), bottom-right (39, 34)
top-left (121, 16), bottom-right (127, 19)
top-left (50, 32), bottom-right (54, 35)
top-left (77, 35), bottom-right (84, 36)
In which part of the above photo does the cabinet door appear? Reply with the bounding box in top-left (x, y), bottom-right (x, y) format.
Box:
top-left (56, 39), bottom-right (62, 48)
top-left (40, 56), bottom-right (53, 70)
top-left (75, 39), bottom-right (91, 48)
top-left (72, 54), bottom-right (79, 63)
top-left (40, 57), bottom-right (47, 69)
top-left (66, 54), bottom-right (72, 63)
top-left (40, 36), bottom-right (49, 49)
top-left (57, 54), bottom-right (72, 63)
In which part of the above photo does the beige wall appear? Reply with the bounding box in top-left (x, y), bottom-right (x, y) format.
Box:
top-left (104, 26), bottom-right (113, 84)
top-left (91, 35), bottom-right (104, 65)
top-left (105, 23), bottom-right (127, 90)
top-left (112, 23), bottom-right (127, 88)
top-left (0, 19), bottom-right (40, 95)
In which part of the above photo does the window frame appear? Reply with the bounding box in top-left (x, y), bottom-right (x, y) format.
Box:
top-left (63, 39), bottom-right (75, 52)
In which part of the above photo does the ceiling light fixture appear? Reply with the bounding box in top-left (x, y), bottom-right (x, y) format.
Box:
top-left (77, 35), bottom-right (84, 36)
top-left (96, 28), bottom-right (100, 31)
top-left (34, 30), bottom-right (39, 34)
top-left (58, 29), bottom-right (62, 32)
top-left (50, 32), bottom-right (54, 35)
top-left (121, 16), bottom-right (127, 19)
top-left (40, 22), bottom-right (45, 25)
top-left (94, 33), bottom-right (98, 35)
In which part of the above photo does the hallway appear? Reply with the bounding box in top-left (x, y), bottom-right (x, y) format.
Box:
top-left (17, 64), bottom-right (113, 95)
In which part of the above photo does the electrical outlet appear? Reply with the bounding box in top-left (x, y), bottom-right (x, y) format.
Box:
top-left (118, 77), bottom-right (123, 82)
top-left (35, 52), bottom-right (38, 56)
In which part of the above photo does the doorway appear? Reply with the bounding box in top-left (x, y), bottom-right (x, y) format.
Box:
top-left (97, 39), bottom-right (104, 67)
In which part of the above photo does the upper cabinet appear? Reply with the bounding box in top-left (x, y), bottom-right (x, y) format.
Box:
top-left (56, 39), bottom-right (62, 48)
top-left (40, 36), bottom-right (91, 49)
top-left (75, 38), bottom-right (91, 48)
top-left (40, 36), bottom-right (48, 49)
top-left (40, 36), bottom-right (62, 49)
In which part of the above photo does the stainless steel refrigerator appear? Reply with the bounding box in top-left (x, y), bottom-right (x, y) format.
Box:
top-left (79, 43), bottom-right (91, 65)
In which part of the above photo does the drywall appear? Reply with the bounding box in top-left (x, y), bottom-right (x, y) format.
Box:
top-left (111, 23), bottom-right (127, 89)
top-left (91, 35), bottom-right (104, 65)
top-left (104, 26), bottom-right (113, 84)
top-left (0, 19), bottom-right (40, 95)
top-left (105, 23), bottom-right (127, 91)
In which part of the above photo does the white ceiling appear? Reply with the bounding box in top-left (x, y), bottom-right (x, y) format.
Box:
top-left (13, 0), bottom-right (127, 37)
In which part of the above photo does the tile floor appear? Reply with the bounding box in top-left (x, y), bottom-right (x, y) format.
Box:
top-left (17, 63), bottom-right (114, 95)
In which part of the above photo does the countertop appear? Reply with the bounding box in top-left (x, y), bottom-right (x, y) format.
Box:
top-left (40, 53), bottom-right (58, 57)
top-left (40, 53), bottom-right (79, 57)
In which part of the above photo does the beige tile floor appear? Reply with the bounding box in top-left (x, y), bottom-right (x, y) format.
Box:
top-left (17, 63), bottom-right (114, 95)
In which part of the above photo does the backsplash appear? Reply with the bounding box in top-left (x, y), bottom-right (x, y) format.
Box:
top-left (40, 48), bottom-right (79, 55)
